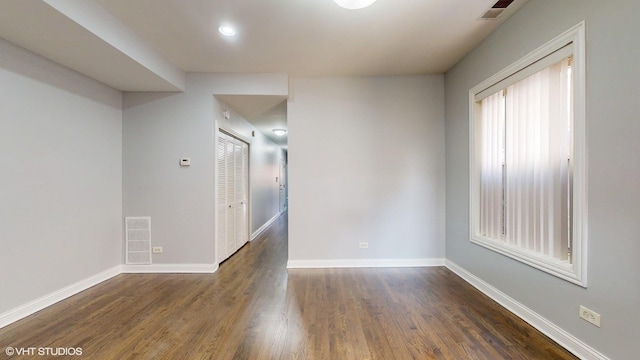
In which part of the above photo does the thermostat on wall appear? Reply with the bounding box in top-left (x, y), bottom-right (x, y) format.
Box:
top-left (180, 158), bottom-right (191, 166)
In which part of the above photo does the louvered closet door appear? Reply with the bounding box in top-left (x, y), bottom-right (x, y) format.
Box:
top-left (216, 130), bottom-right (249, 263)
top-left (216, 133), bottom-right (229, 263)
top-left (235, 142), bottom-right (249, 248)
top-left (225, 136), bottom-right (236, 258)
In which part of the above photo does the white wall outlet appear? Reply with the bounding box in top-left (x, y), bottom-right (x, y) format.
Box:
top-left (579, 305), bottom-right (601, 327)
top-left (359, 242), bottom-right (368, 249)
top-left (152, 246), bottom-right (163, 254)
top-left (180, 158), bottom-right (191, 166)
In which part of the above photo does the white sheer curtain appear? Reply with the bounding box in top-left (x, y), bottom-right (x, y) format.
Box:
top-left (480, 58), bottom-right (572, 261)
top-left (479, 91), bottom-right (505, 240)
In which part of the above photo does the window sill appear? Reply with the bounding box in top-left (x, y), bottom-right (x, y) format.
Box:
top-left (470, 234), bottom-right (586, 287)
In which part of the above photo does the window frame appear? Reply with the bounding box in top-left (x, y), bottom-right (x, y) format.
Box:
top-left (468, 22), bottom-right (587, 287)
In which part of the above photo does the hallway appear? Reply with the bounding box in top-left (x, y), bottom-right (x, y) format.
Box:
top-left (0, 213), bottom-right (575, 359)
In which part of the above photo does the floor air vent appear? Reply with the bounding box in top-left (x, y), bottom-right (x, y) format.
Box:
top-left (125, 217), bottom-right (152, 264)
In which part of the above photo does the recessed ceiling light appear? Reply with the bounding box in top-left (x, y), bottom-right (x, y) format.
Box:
top-left (218, 25), bottom-right (236, 37)
top-left (272, 129), bottom-right (287, 136)
top-left (333, 0), bottom-right (377, 10)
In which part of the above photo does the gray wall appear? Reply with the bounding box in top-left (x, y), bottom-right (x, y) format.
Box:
top-left (122, 73), bottom-right (287, 264)
top-left (444, 1), bottom-right (640, 358)
top-left (288, 76), bottom-right (445, 263)
top-left (0, 38), bottom-right (122, 314)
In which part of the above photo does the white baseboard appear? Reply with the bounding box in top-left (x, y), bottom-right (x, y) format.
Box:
top-left (121, 263), bottom-right (218, 273)
top-left (444, 260), bottom-right (609, 360)
top-left (287, 258), bottom-right (444, 269)
top-left (0, 265), bottom-right (121, 329)
top-left (0, 262), bottom-right (219, 329)
top-left (251, 212), bottom-right (281, 240)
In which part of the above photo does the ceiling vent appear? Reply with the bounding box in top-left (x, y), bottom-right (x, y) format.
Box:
top-left (480, 0), bottom-right (515, 20)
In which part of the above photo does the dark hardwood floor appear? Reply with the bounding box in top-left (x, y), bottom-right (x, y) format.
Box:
top-left (0, 213), bottom-right (577, 359)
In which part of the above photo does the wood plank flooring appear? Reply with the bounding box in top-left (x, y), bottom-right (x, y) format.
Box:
top-left (0, 213), bottom-right (577, 359)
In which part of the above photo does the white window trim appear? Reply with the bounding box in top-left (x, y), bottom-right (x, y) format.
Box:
top-left (468, 22), bottom-right (588, 287)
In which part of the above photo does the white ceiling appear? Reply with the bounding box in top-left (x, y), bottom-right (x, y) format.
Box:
top-left (94, 0), bottom-right (525, 76)
top-left (0, 0), bottom-right (528, 149)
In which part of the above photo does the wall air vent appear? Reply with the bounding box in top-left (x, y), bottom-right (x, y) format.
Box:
top-left (125, 217), bottom-right (152, 264)
top-left (480, 0), bottom-right (516, 20)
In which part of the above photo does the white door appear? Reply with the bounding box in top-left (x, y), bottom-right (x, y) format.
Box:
top-left (216, 133), bottom-right (229, 263)
top-left (279, 158), bottom-right (287, 213)
top-left (216, 130), bottom-right (249, 263)
top-left (234, 140), bottom-right (249, 249)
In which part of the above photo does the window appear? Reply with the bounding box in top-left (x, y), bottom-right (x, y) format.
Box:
top-left (469, 23), bottom-right (587, 286)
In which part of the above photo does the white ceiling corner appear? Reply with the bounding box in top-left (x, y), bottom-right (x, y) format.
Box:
top-left (0, 0), bottom-right (185, 91)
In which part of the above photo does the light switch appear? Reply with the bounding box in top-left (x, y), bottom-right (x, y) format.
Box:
top-left (180, 158), bottom-right (191, 166)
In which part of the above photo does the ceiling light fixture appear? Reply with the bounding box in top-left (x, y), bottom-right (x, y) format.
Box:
top-left (272, 129), bottom-right (287, 136)
top-left (218, 25), bottom-right (236, 37)
top-left (333, 0), bottom-right (377, 10)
